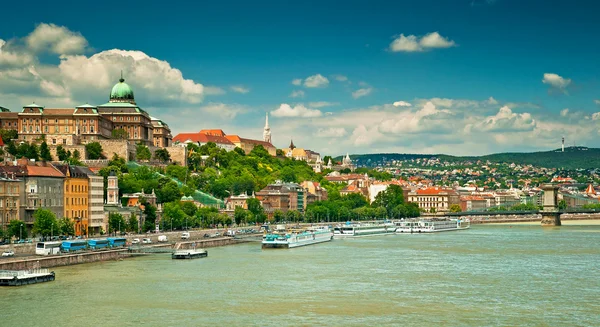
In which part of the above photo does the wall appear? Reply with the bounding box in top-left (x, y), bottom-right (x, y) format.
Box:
top-left (0, 249), bottom-right (129, 270)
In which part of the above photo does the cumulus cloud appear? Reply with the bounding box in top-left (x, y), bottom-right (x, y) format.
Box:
top-left (230, 85), bottom-right (249, 94)
top-left (351, 125), bottom-right (385, 146)
top-left (542, 73), bottom-right (571, 94)
top-left (0, 39), bottom-right (35, 67)
top-left (331, 74), bottom-right (348, 82)
top-left (389, 32), bottom-right (456, 52)
top-left (393, 100), bottom-right (411, 107)
top-left (379, 101), bottom-right (452, 134)
top-left (560, 108), bottom-right (569, 117)
top-left (473, 106), bottom-right (535, 132)
top-left (303, 74), bottom-right (329, 88)
top-left (592, 112), bottom-right (600, 121)
top-left (271, 103), bottom-right (322, 118)
top-left (352, 87), bottom-right (373, 99)
top-left (308, 101), bottom-right (339, 108)
top-left (291, 78), bottom-right (302, 86)
top-left (289, 90), bottom-right (305, 98)
top-left (26, 23), bottom-right (88, 55)
top-left (315, 127), bottom-right (347, 137)
top-left (595, 100), bottom-right (600, 105)
top-left (198, 102), bottom-right (248, 119)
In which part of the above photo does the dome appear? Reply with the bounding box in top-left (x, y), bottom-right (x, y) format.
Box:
top-left (109, 77), bottom-right (135, 104)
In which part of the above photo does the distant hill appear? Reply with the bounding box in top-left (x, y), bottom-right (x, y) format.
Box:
top-left (340, 147), bottom-right (600, 169)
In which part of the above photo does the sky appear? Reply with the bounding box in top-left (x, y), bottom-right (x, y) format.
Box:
top-left (1, 0), bottom-right (599, 156)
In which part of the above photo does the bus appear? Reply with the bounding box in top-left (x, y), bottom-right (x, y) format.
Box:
top-left (36, 241), bottom-right (62, 255)
top-left (61, 240), bottom-right (88, 253)
top-left (87, 239), bottom-right (110, 250)
top-left (107, 237), bottom-right (127, 248)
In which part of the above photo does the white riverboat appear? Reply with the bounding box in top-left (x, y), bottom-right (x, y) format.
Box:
top-left (333, 222), bottom-right (397, 238)
top-left (395, 218), bottom-right (470, 233)
top-left (262, 226), bottom-right (334, 249)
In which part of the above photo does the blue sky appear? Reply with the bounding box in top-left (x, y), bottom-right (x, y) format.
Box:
top-left (1, 0), bottom-right (599, 156)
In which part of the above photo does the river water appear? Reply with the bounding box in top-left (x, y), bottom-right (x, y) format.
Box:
top-left (2, 224), bottom-right (599, 327)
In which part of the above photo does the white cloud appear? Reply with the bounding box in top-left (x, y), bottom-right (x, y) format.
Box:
top-left (393, 101), bottom-right (411, 107)
top-left (472, 106), bottom-right (535, 132)
top-left (595, 100), bottom-right (600, 105)
top-left (389, 32), bottom-right (456, 52)
top-left (291, 78), bottom-right (302, 86)
top-left (315, 127), bottom-right (347, 137)
top-left (198, 102), bottom-right (248, 119)
top-left (204, 86), bottom-right (225, 95)
top-left (352, 87), bottom-right (373, 99)
top-left (0, 39), bottom-right (35, 67)
top-left (303, 74), bottom-right (329, 88)
top-left (289, 90), bottom-right (305, 98)
top-left (350, 125), bottom-right (385, 146)
top-left (230, 85), bottom-right (249, 94)
top-left (487, 96), bottom-right (498, 105)
top-left (271, 103), bottom-right (322, 118)
top-left (332, 74), bottom-right (348, 82)
top-left (560, 108), bottom-right (569, 117)
top-left (26, 23), bottom-right (88, 55)
top-left (308, 101), bottom-right (339, 108)
top-left (542, 73), bottom-right (571, 93)
top-left (592, 112), bottom-right (600, 121)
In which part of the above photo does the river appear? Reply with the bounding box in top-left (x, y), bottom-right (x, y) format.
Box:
top-left (2, 224), bottom-right (599, 327)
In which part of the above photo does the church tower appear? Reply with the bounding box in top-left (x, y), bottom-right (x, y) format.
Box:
top-left (106, 171), bottom-right (119, 206)
top-left (263, 112), bottom-right (272, 143)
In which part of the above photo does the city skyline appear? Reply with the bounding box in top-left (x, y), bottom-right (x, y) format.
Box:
top-left (1, 0), bottom-right (599, 156)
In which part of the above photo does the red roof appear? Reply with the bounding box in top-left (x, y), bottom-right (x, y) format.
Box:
top-left (26, 165), bottom-right (65, 178)
top-left (199, 129), bottom-right (226, 137)
top-left (173, 132), bottom-right (234, 146)
top-left (414, 187), bottom-right (456, 195)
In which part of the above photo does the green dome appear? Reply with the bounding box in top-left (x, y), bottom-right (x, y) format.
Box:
top-left (109, 77), bottom-right (135, 103)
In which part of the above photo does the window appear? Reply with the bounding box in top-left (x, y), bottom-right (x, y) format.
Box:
top-left (113, 116), bottom-right (116, 121)
top-left (45, 119), bottom-right (48, 123)
top-left (65, 119), bottom-right (69, 124)
top-left (83, 119), bottom-right (87, 124)
top-left (65, 126), bottom-right (69, 132)
top-left (91, 126), bottom-right (95, 133)
top-left (63, 139), bottom-right (67, 145)
top-left (52, 139), bottom-right (56, 145)
top-left (120, 117), bottom-right (123, 121)
top-left (83, 126), bottom-right (87, 133)
top-left (127, 117), bottom-right (130, 121)
top-left (44, 126), bottom-right (48, 133)
top-left (55, 119), bottom-right (58, 123)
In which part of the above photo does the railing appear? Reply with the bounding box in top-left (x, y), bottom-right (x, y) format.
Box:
top-left (0, 268), bottom-right (50, 278)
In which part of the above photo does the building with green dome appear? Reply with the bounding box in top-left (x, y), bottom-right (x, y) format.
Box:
top-left (14, 76), bottom-right (172, 148)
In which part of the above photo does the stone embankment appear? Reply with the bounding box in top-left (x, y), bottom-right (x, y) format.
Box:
top-left (462, 212), bottom-right (600, 224)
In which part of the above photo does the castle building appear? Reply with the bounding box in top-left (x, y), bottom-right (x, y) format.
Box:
top-left (16, 76), bottom-right (171, 147)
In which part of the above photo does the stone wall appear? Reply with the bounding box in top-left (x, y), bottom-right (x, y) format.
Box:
top-left (97, 139), bottom-right (136, 161)
top-left (165, 146), bottom-right (187, 166)
top-left (0, 249), bottom-right (129, 270)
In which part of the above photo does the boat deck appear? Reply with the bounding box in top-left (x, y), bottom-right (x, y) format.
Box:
top-left (171, 249), bottom-right (208, 259)
top-left (0, 269), bottom-right (56, 286)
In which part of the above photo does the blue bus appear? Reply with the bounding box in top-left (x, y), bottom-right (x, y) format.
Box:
top-left (107, 237), bottom-right (127, 248)
top-left (61, 240), bottom-right (88, 252)
top-left (88, 239), bottom-right (110, 250)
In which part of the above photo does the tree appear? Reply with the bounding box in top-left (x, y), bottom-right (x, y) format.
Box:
top-left (6, 141), bottom-right (17, 157)
top-left (249, 145), bottom-right (270, 158)
top-left (136, 143), bottom-right (151, 161)
top-left (112, 128), bottom-right (129, 140)
top-left (7, 220), bottom-right (28, 240)
top-left (449, 204), bottom-right (462, 213)
top-left (56, 145), bottom-right (69, 161)
top-left (127, 213), bottom-right (139, 233)
top-left (323, 156), bottom-right (333, 165)
top-left (154, 148), bottom-right (171, 162)
top-left (234, 207), bottom-right (248, 225)
top-left (58, 217), bottom-right (75, 236)
top-left (372, 185), bottom-right (405, 216)
top-left (247, 198), bottom-right (264, 217)
top-left (163, 202), bottom-right (186, 230)
top-left (157, 182), bottom-right (182, 203)
top-left (40, 141), bottom-right (52, 161)
top-left (0, 129), bottom-right (18, 142)
top-left (276, 149), bottom-right (285, 156)
top-left (558, 200), bottom-right (568, 210)
top-left (32, 209), bottom-right (59, 237)
top-left (280, 167), bottom-right (297, 183)
top-left (273, 210), bottom-right (284, 223)
top-left (85, 142), bottom-right (104, 160)
top-left (25, 143), bottom-right (39, 160)
top-left (181, 201), bottom-right (198, 217)
top-left (108, 213), bottom-right (126, 234)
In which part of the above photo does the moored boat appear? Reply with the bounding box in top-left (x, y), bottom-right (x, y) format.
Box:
top-left (171, 249), bottom-right (208, 259)
top-left (262, 226), bottom-right (333, 249)
top-left (395, 218), bottom-right (470, 233)
top-left (333, 222), bottom-right (396, 238)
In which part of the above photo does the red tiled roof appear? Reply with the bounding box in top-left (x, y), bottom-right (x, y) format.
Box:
top-left (26, 165), bottom-right (65, 177)
top-left (414, 187), bottom-right (456, 195)
top-left (199, 129), bottom-right (226, 137)
top-left (173, 132), bottom-right (234, 145)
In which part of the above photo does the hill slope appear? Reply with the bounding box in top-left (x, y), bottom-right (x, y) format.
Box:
top-left (344, 146), bottom-right (600, 169)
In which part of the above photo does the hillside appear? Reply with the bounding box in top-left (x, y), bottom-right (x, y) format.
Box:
top-left (343, 146), bottom-right (600, 169)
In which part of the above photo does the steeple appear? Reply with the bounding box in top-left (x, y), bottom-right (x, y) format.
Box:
top-left (289, 139), bottom-right (296, 150)
top-left (263, 112), bottom-right (271, 143)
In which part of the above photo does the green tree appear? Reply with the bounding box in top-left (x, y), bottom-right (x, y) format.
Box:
top-left (40, 141), bottom-right (52, 161)
top-left (6, 141), bottom-right (17, 157)
top-left (127, 213), bottom-right (139, 233)
top-left (0, 129), bottom-right (18, 142)
top-left (163, 202), bottom-right (187, 230)
top-left (280, 166), bottom-right (297, 183)
top-left (154, 148), bottom-right (171, 162)
top-left (181, 201), bottom-right (198, 217)
top-left (142, 202), bottom-right (158, 232)
top-left (558, 200), bottom-right (568, 210)
top-left (25, 143), bottom-right (39, 160)
top-left (112, 128), bottom-right (129, 139)
top-left (273, 210), bottom-right (284, 223)
top-left (276, 149), bottom-right (285, 156)
top-left (372, 185), bottom-right (405, 216)
top-left (157, 182), bottom-right (182, 203)
top-left (234, 207), bottom-right (248, 225)
top-left (85, 142), bottom-right (104, 160)
top-left (56, 145), bottom-right (69, 161)
top-left (449, 204), bottom-right (462, 213)
top-left (249, 145), bottom-right (270, 158)
top-left (32, 209), bottom-right (59, 237)
top-left (247, 198), bottom-right (264, 217)
top-left (7, 220), bottom-right (28, 240)
top-left (58, 217), bottom-right (75, 236)
top-left (323, 156), bottom-right (333, 165)
top-left (136, 143), bottom-right (152, 161)
top-left (108, 213), bottom-right (126, 234)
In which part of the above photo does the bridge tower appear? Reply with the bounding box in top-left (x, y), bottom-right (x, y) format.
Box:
top-left (540, 184), bottom-right (561, 226)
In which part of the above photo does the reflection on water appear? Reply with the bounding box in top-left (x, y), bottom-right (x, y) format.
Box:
top-left (3, 225), bottom-right (599, 327)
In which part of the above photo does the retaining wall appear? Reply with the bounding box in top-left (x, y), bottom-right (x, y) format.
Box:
top-left (0, 249), bottom-right (129, 270)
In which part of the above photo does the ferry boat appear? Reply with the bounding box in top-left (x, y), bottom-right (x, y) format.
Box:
top-left (262, 226), bottom-right (333, 249)
top-left (171, 249), bottom-right (208, 259)
top-left (395, 218), bottom-right (470, 233)
top-left (333, 222), bottom-right (397, 238)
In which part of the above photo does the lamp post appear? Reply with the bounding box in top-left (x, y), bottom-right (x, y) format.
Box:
top-left (20, 223), bottom-right (23, 241)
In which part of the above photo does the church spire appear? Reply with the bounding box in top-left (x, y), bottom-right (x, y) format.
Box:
top-left (263, 112), bottom-right (272, 143)
top-left (289, 139), bottom-right (296, 150)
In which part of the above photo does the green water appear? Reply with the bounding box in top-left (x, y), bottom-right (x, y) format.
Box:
top-left (2, 225), bottom-right (599, 327)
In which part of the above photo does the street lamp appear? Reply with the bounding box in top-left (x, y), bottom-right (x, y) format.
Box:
top-left (20, 223), bottom-right (23, 241)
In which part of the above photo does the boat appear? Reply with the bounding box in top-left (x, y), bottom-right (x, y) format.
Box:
top-left (395, 218), bottom-right (470, 233)
top-left (171, 249), bottom-right (208, 259)
top-left (262, 226), bottom-right (333, 249)
top-left (333, 222), bottom-right (397, 238)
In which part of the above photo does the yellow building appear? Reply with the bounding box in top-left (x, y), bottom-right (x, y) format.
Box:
top-left (0, 175), bottom-right (20, 229)
top-left (57, 165), bottom-right (90, 237)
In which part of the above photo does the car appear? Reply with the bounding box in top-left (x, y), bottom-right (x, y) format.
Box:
top-left (131, 238), bottom-right (141, 244)
top-left (181, 232), bottom-right (190, 240)
top-left (203, 233), bottom-right (210, 238)
top-left (157, 235), bottom-right (168, 242)
top-left (142, 238), bottom-right (152, 244)
top-left (2, 250), bottom-right (15, 257)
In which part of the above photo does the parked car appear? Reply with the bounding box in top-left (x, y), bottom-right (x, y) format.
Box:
top-left (157, 235), bottom-right (168, 242)
top-left (181, 232), bottom-right (190, 240)
top-left (2, 250), bottom-right (15, 257)
top-left (131, 238), bottom-right (141, 244)
top-left (142, 238), bottom-right (152, 244)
